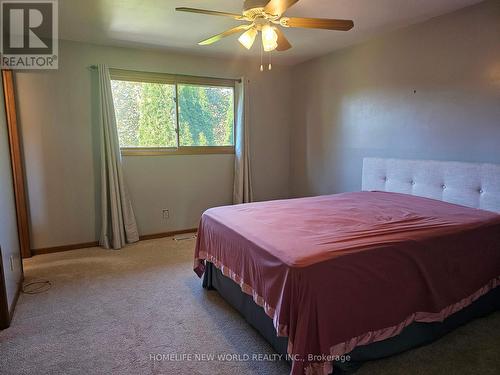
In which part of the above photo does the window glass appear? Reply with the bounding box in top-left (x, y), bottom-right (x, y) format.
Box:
top-left (111, 80), bottom-right (177, 148)
top-left (178, 84), bottom-right (234, 147)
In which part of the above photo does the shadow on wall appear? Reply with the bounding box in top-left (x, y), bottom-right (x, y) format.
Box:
top-left (291, 0), bottom-right (500, 197)
top-left (90, 68), bottom-right (102, 242)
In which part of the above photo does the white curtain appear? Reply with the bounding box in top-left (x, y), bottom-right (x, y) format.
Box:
top-left (233, 77), bottom-right (253, 204)
top-left (97, 64), bottom-right (139, 249)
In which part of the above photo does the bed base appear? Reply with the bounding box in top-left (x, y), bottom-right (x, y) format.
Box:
top-left (203, 262), bottom-right (500, 374)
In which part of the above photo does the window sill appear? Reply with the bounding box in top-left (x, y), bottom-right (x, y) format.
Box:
top-left (120, 146), bottom-right (235, 156)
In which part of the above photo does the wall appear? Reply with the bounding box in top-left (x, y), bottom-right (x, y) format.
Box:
top-left (291, 0), bottom-right (500, 196)
top-left (15, 40), bottom-right (293, 249)
top-left (0, 74), bottom-right (22, 314)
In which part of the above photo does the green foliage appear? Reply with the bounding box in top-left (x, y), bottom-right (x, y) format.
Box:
top-left (111, 80), bottom-right (234, 148)
top-left (137, 83), bottom-right (176, 147)
top-left (198, 132), bottom-right (208, 146)
top-left (178, 84), bottom-right (234, 146)
top-left (110, 81), bottom-right (141, 147)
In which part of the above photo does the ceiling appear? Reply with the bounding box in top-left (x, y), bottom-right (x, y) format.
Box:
top-left (59, 0), bottom-right (484, 65)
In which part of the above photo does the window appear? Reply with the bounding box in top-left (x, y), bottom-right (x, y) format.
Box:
top-left (110, 69), bottom-right (236, 155)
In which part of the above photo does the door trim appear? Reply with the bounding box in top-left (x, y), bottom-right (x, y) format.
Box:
top-left (2, 70), bottom-right (31, 258)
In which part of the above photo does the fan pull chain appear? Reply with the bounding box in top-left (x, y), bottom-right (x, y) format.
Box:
top-left (260, 42), bottom-right (264, 72)
top-left (268, 51), bottom-right (272, 71)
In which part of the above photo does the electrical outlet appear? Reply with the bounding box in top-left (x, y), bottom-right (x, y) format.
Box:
top-left (162, 209), bottom-right (170, 220)
top-left (9, 256), bottom-right (14, 271)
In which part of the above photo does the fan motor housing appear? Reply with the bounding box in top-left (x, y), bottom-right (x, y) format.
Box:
top-left (243, 0), bottom-right (269, 18)
top-left (243, 0), bottom-right (269, 10)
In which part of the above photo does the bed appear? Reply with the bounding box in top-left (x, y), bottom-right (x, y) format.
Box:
top-left (194, 158), bottom-right (500, 374)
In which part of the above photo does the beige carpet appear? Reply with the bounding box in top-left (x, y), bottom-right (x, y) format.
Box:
top-left (0, 237), bottom-right (499, 375)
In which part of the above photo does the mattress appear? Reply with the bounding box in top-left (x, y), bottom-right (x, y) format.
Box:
top-left (194, 191), bottom-right (500, 375)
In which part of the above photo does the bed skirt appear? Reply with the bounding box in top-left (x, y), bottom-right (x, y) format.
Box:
top-left (203, 261), bottom-right (500, 374)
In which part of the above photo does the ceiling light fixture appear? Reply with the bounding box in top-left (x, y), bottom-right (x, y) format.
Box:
top-left (261, 24), bottom-right (278, 52)
top-left (238, 27), bottom-right (258, 49)
top-left (176, 0), bottom-right (355, 72)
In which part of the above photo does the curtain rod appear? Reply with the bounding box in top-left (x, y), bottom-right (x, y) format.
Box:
top-left (88, 65), bottom-right (241, 83)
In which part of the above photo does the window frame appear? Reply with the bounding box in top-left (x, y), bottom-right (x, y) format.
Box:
top-left (109, 68), bottom-right (237, 156)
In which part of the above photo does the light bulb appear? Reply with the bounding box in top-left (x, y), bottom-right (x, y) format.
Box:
top-left (238, 28), bottom-right (257, 50)
top-left (261, 24), bottom-right (278, 52)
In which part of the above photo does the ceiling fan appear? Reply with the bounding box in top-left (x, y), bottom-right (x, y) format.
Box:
top-left (176, 0), bottom-right (354, 54)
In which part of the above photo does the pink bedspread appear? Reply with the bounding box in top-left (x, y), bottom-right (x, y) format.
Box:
top-left (194, 192), bottom-right (500, 374)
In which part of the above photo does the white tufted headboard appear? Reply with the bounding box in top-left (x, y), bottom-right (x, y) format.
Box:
top-left (362, 158), bottom-right (500, 213)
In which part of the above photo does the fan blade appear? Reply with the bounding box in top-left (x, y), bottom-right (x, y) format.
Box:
top-left (282, 17), bottom-right (354, 31)
top-left (176, 7), bottom-right (245, 20)
top-left (198, 25), bottom-right (252, 46)
top-left (264, 0), bottom-right (299, 17)
top-left (275, 28), bottom-right (292, 51)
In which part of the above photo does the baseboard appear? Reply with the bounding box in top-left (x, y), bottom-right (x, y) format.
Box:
top-left (31, 228), bottom-right (198, 256)
top-left (32, 241), bottom-right (100, 256)
top-left (139, 228), bottom-right (197, 241)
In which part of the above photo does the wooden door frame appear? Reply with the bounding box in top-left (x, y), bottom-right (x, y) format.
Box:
top-left (2, 70), bottom-right (31, 258)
